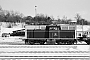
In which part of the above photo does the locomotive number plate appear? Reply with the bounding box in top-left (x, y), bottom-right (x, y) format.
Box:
top-left (49, 31), bottom-right (60, 38)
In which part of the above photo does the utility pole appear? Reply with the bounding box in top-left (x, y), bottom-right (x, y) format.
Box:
top-left (35, 6), bottom-right (37, 16)
top-left (82, 19), bottom-right (84, 36)
top-left (35, 6), bottom-right (40, 29)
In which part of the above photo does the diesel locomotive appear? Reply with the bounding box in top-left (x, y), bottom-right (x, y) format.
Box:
top-left (24, 24), bottom-right (77, 45)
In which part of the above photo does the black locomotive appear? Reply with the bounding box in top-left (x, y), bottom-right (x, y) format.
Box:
top-left (24, 25), bottom-right (77, 45)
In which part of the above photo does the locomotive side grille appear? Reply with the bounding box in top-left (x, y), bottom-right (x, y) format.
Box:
top-left (60, 30), bottom-right (75, 38)
top-left (27, 30), bottom-right (33, 38)
top-left (27, 30), bottom-right (46, 38)
top-left (33, 30), bottom-right (45, 38)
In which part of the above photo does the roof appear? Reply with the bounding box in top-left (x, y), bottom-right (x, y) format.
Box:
top-left (70, 20), bottom-right (77, 22)
top-left (76, 25), bottom-right (90, 31)
top-left (1, 27), bottom-right (25, 33)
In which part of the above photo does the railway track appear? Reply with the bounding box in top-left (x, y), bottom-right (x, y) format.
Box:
top-left (0, 45), bottom-right (89, 59)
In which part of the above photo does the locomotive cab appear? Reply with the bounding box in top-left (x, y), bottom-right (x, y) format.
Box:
top-left (45, 25), bottom-right (61, 44)
top-left (45, 25), bottom-right (61, 38)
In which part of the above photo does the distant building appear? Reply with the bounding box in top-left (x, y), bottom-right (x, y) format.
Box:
top-left (0, 22), bottom-right (25, 37)
top-left (76, 25), bottom-right (90, 37)
top-left (0, 22), bottom-right (25, 28)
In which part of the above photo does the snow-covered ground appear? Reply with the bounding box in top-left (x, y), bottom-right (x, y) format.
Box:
top-left (0, 36), bottom-right (88, 45)
top-left (0, 37), bottom-right (25, 45)
top-left (0, 36), bottom-right (89, 58)
top-left (1, 27), bottom-right (24, 34)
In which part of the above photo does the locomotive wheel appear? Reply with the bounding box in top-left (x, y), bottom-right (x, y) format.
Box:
top-left (69, 41), bottom-right (73, 45)
top-left (72, 41), bottom-right (74, 44)
top-left (62, 42), bottom-right (65, 45)
top-left (57, 41), bottom-right (66, 45)
top-left (25, 39), bottom-right (29, 45)
top-left (29, 42), bottom-right (34, 45)
top-left (66, 41), bottom-right (69, 45)
top-left (40, 42), bottom-right (45, 45)
top-left (85, 40), bottom-right (90, 45)
top-left (65, 41), bottom-right (71, 45)
top-left (87, 42), bottom-right (90, 45)
top-left (73, 40), bottom-right (77, 44)
top-left (28, 41), bottom-right (34, 45)
top-left (57, 42), bottom-right (61, 45)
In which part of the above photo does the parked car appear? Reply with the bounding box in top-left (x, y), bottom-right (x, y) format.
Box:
top-left (10, 29), bottom-right (25, 36)
top-left (2, 33), bottom-right (10, 37)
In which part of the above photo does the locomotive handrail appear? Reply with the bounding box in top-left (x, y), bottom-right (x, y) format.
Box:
top-left (24, 38), bottom-right (76, 40)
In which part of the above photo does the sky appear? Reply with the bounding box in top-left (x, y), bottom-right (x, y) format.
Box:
top-left (0, 0), bottom-right (90, 21)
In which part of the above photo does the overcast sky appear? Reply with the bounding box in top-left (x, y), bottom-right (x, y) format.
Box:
top-left (0, 0), bottom-right (90, 21)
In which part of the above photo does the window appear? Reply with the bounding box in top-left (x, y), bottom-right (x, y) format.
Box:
top-left (41, 26), bottom-right (46, 30)
top-left (69, 26), bottom-right (75, 30)
top-left (49, 27), bottom-right (59, 30)
top-left (61, 26), bottom-right (68, 30)
top-left (79, 33), bottom-right (81, 36)
top-left (84, 32), bottom-right (88, 35)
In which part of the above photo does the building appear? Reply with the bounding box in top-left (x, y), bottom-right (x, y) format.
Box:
top-left (76, 25), bottom-right (90, 37)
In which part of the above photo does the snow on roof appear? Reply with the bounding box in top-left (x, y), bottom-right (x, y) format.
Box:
top-left (1, 27), bottom-right (25, 33)
top-left (76, 25), bottom-right (90, 31)
top-left (70, 20), bottom-right (77, 22)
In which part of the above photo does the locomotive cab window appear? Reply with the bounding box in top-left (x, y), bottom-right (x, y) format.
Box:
top-left (49, 27), bottom-right (59, 30)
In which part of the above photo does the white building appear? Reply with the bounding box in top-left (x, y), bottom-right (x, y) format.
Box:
top-left (76, 25), bottom-right (90, 37)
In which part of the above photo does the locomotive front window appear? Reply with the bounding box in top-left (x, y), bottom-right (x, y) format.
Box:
top-left (49, 27), bottom-right (59, 30)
